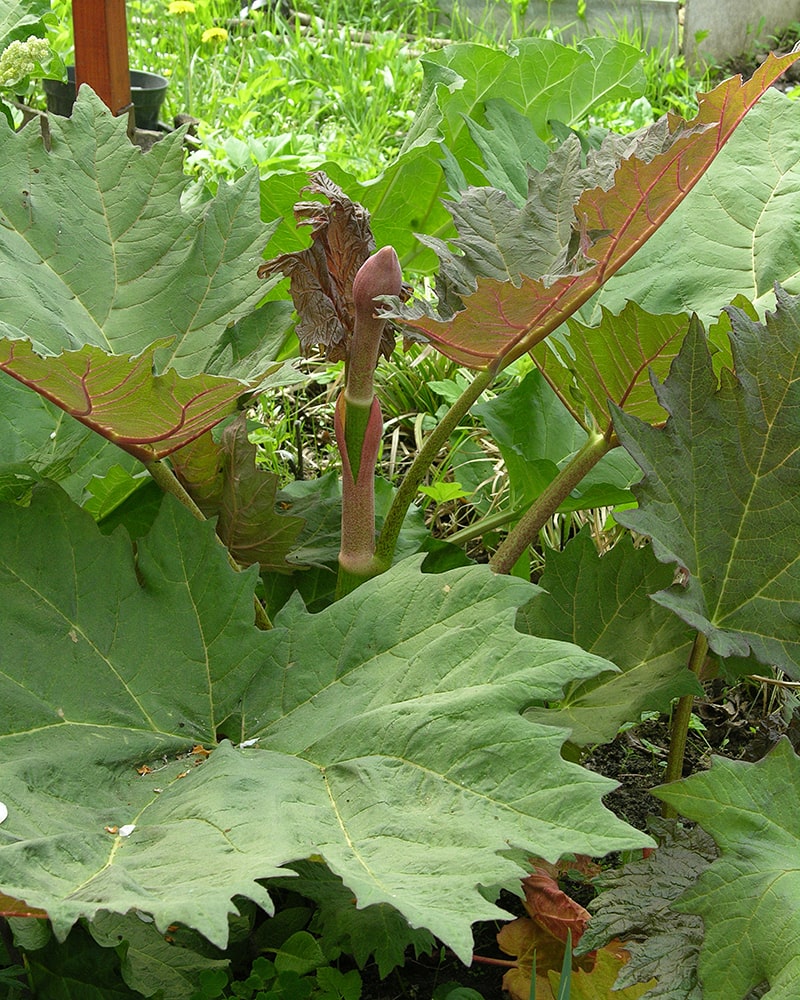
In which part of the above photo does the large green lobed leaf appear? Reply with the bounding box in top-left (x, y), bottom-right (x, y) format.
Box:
top-left (577, 821), bottom-right (717, 1000)
top-left (0, 90), bottom-right (287, 462)
top-left (655, 740), bottom-right (800, 1000)
top-left (402, 37), bottom-right (645, 187)
top-left (0, 90), bottom-right (272, 374)
top-left (0, 486), bottom-right (649, 960)
top-left (518, 529), bottom-right (700, 745)
top-left (614, 291), bottom-right (800, 675)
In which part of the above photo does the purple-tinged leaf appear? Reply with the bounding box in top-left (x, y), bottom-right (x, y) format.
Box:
top-left (397, 52), bottom-right (800, 368)
top-left (0, 339), bottom-right (247, 461)
top-left (170, 416), bottom-right (305, 572)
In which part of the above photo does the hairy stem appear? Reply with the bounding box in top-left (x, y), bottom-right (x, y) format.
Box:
top-left (662, 632), bottom-right (709, 817)
top-left (374, 365), bottom-right (497, 571)
top-left (145, 459), bottom-right (273, 630)
top-left (489, 431), bottom-right (613, 575)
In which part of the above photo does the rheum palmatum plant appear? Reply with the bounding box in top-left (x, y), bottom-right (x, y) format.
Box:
top-left (1, 40), bottom-right (800, 1000)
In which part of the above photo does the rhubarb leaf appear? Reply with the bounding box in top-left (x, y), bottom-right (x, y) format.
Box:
top-left (518, 529), bottom-right (701, 745)
top-left (0, 487), bottom-right (649, 961)
top-left (0, 89), bottom-right (273, 375)
top-left (614, 291), bottom-right (800, 675)
top-left (655, 740), bottom-right (800, 1000)
top-left (394, 53), bottom-right (799, 368)
top-left (586, 88), bottom-right (800, 324)
top-left (0, 89), bottom-right (285, 462)
top-left (170, 416), bottom-right (305, 573)
top-left (0, 372), bottom-right (142, 502)
top-left (577, 821), bottom-right (717, 1000)
top-left (403, 37), bottom-right (645, 185)
top-left (532, 300), bottom-right (692, 431)
top-left (464, 99), bottom-right (550, 200)
top-left (0, 338), bottom-right (248, 461)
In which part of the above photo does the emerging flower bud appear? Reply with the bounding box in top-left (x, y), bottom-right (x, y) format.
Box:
top-left (347, 246), bottom-right (403, 407)
top-left (352, 246), bottom-right (402, 318)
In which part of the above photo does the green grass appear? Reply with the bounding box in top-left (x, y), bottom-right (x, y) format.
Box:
top-left (45, 0), bottom-right (710, 182)
top-left (47, 0), bottom-right (442, 182)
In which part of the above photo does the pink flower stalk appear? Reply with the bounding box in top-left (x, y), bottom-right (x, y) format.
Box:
top-left (335, 247), bottom-right (402, 592)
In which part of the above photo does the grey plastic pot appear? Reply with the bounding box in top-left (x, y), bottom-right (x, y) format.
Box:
top-left (43, 68), bottom-right (169, 130)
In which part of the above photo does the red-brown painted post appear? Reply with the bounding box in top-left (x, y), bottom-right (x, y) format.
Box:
top-left (72, 0), bottom-right (132, 117)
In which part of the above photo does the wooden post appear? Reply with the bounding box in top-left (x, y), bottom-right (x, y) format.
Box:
top-left (72, 0), bottom-right (132, 117)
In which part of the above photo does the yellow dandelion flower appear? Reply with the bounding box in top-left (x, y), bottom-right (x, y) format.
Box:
top-left (168, 0), bottom-right (196, 14)
top-left (202, 26), bottom-right (228, 43)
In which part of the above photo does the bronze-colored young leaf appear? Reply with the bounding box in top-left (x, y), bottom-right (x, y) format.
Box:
top-left (0, 339), bottom-right (247, 462)
top-left (259, 172), bottom-right (390, 361)
top-left (396, 51), bottom-right (799, 369)
top-left (170, 416), bottom-right (305, 573)
top-left (498, 862), bottom-right (645, 1000)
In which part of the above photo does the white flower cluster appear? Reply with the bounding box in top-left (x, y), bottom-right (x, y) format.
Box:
top-left (0, 35), bottom-right (51, 87)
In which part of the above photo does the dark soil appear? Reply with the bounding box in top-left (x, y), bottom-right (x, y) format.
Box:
top-left (359, 914), bottom-right (517, 1000)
